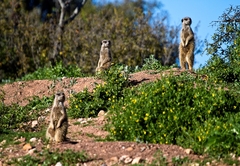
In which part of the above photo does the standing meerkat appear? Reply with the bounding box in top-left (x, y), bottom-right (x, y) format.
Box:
top-left (46, 92), bottom-right (68, 143)
top-left (179, 17), bottom-right (195, 71)
top-left (95, 40), bottom-right (112, 72)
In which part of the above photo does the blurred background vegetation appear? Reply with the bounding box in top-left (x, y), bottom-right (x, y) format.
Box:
top-left (0, 0), bottom-right (203, 81)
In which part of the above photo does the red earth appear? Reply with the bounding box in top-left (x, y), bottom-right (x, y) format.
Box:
top-left (0, 69), bottom-right (231, 165)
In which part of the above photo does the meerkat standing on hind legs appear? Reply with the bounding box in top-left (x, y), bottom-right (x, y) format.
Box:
top-left (95, 40), bottom-right (112, 73)
top-left (179, 17), bottom-right (195, 71)
top-left (46, 92), bottom-right (68, 143)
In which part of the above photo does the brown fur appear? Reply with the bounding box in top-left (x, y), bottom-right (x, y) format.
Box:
top-left (179, 17), bottom-right (195, 71)
top-left (95, 40), bottom-right (112, 72)
top-left (46, 92), bottom-right (68, 143)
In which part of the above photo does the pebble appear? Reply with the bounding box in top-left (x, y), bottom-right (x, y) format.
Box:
top-left (23, 143), bottom-right (32, 151)
top-left (29, 137), bottom-right (37, 142)
top-left (132, 157), bottom-right (142, 164)
top-left (55, 162), bottom-right (62, 166)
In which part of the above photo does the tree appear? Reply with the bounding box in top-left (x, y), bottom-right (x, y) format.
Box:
top-left (50, 0), bottom-right (88, 65)
top-left (204, 5), bottom-right (240, 83)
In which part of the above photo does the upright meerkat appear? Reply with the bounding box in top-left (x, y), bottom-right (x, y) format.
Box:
top-left (179, 17), bottom-right (195, 71)
top-left (95, 40), bottom-right (112, 72)
top-left (46, 92), bottom-right (68, 143)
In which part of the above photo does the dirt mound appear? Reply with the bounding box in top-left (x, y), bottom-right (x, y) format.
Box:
top-left (0, 69), bottom-right (214, 165)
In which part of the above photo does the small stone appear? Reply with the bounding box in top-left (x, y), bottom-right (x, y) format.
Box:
top-left (124, 157), bottom-right (132, 164)
top-left (126, 147), bottom-right (133, 151)
top-left (206, 162), bottom-right (211, 166)
top-left (29, 138), bottom-right (37, 142)
top-left (105, 157), bottom-right (118, 166)
top-left (119, 155), bottom-right (129, 162)
top-left (23, 143), bottom-right (32, 151)
top-left (184, 148), bottom-right (193, 154)
top-left (132, 157), bottom-right (142, 164)
top-left (27, 148), bottom-right (36, 155)
top-left (98, 110), bottom-right (105, 117)
top-left (45, 108), bottom-right (51, 113)
top-left (31, 120), bottom-right (38, 128)
top-left (0, 140), bottom-right (6, 146)
top-left (55, 162), bottom-right (62, 166)
top-left (140, 146), bottom-right (146, 152)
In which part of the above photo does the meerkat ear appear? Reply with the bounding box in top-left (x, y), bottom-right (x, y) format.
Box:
top-left (108, 40), bottom-right (111, 45)
top-left (181, 18), bottom-right (183, 22)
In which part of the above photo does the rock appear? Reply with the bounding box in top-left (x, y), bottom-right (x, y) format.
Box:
top-left (29, 137), bottom-right (37, 142)
top-left (105, 157), bottom-right (118, 166)
top-left (124, 157), bottom-right (132, 164)
top-left (27, 148), bottom-right (36, 155)
top-left (126, 147), bottom-right (133, 151)
top-left (119, 155), bottom-right (129, 162)
top-left (55, 162), bottom-right (62, 166)
top-left (0, 140), bottom-right (6, 147)
top-left (98, 110), bottom-right (105, 117)
top-left (132, 157), bottom-right (142, 164)
top-left (45, 108), bottom-right (51, 113)
top-left (140, 146), bottom-right (146, 152)
top-left (31, 120), bottom-right (38, 128)
top-left (184, 148), bottom-right (193, 154)
top-left (23, 143), bottom-right (32, 151)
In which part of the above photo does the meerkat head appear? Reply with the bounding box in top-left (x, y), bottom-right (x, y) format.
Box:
top-left (181, 17), bottom-right (192, 26)
top-left (101, 40), bottom-right (111, 48)
top-left (55, 92), bottom-right (65, 103)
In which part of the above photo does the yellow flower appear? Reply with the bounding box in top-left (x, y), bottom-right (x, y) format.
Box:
top-left (136, 119), bottom-right (139, 123)
top-left (174, 116), bottom-right (177, 120)
top-left (144, 117), bottom-right (148, 121)
top-left (75, 105), bottom-right (78, 108)
top-left (208, 110), bottom-right (211, 114)
top-left (163, 111), bottom-right (165, 114)
top-left (198, 136), bottom-right (201, 142)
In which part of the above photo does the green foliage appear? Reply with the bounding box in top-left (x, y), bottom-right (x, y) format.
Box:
top-left (106, 74), bottom-right (240, 156)
top-left (68, 64), bottom-right (129, 118)
top-left (20, 62), bottom-right (84, 81)
top-left (0, 95), bottom-right (52, 132)
top-left (204, 5), bottom-right (240, 84)
top-left (9, 149), bottom-right (89, 166)
top-left (139, 54), bottom-right (177, 71)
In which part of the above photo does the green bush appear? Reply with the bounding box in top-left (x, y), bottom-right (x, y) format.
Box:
top-left (106, 74), bottom-right (240, 156)
top-left (20, 62), bottom-right (84, 81)
top-left (68, 64), bottom-right (129, 118)
top-left (0, 96), bottom-right (52, 132)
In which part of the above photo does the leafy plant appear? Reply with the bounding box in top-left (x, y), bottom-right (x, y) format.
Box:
top-left (106, 74), bottom-right (240, 156)
top-left (0, 95), bottom-right (52, 132)
top-left (20, 62), bottom-right (84, 81)
top-left (68, 64), bottom-right (129, 118)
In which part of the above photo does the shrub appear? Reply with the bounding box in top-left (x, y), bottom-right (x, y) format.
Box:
top-left (68, 64), bottom-right (129, 118)
top-left (20, 62), bottom-right (84, 81)
top-left (106, 74), bottom-right (240, 156)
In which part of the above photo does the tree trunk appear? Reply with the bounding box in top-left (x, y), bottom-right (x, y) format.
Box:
top-left (50, 0), bottom-right (87, 66)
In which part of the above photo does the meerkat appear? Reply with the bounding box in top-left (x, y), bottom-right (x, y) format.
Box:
top-left (179, 17), bottom-right (195, 71)
top-left (95, 40), bottom-right (112, 72)
top-left (46, 92), bottom-right (68, 143)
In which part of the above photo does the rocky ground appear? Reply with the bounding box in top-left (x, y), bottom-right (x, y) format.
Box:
top-left (0, 69), bottom-right (231, 165)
